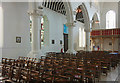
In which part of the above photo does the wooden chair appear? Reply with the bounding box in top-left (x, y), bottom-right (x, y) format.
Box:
top-left (21, 68), bottom-right (31, 83)
top-left (83, 65), bottom-right (95, 83)
top-left (12, 66), bottom-right (21, 82)
top-left (30, 70), bottom-right (42, 83)
top-left (2, 58), bottom-right (7, 65)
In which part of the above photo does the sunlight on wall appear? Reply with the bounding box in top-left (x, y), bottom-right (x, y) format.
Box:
top-left (79, 27), bottom-right (85, 47)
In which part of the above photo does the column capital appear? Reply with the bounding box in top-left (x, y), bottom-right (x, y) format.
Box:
top-left (28, 9), bottom-right (43, 16)
top-left (65, 23), bottom-right (75, 27)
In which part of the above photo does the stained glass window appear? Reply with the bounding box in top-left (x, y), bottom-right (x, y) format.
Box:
top-left (41, 17), bottom-right (44, 45)
top-left (30, 16), bottom-right (32, 43)
top-left (29, 16), bottom-right (44, 45)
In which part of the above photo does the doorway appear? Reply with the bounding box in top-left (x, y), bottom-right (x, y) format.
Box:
top-left (64, 33), bottom-right (68, 52)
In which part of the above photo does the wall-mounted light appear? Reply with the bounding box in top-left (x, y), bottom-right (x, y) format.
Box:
top-left (95, 20), bottom-right (100, 24)
top-left (76, 8), bottom-right (82, 13)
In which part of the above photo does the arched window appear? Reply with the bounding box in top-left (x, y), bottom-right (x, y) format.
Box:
top-left (106, 10), bottom-right (116, 29)
top-left (30, 16), bottom-right (32, 43)
top-left (29, 16), bottom-right (45, 45)
top-left (41, 17), bottom-right (44, 45)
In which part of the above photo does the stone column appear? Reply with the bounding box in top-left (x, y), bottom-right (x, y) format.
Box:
top-left (85, 30), bottom-right (90, 51)
top-left (31, 13), bottom-right (41, 58)
top-left (66, 23), bottom-right (77, 54)
top-left (118, 2), bottom-right (120, 53)
top-left (91, 38), bottom-right (93, 51)
top-left (100, 37), bottom-right (103, 51)
top-left (119, 38), bottom-right (120, 54)
top-left (28, 2), bottom-right (43, 58)
top-left (112, 37), bottom-right (114, 52)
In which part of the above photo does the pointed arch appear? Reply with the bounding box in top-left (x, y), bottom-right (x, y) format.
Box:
top-left (63, 1), bottom-right (74, 23)
top-left (76, 3), bottom-right (90, 31)
top-left (92, 13), bottom-right (100, 30)
top-left (81, 3), bottom-right (90, 31)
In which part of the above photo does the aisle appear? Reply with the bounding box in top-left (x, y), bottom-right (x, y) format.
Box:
top-left (99, 63), bottom-right (120, 82)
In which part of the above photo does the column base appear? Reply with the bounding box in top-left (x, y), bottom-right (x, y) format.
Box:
top-left (27, 51), bottom-right (43, 58)
top-left (86, 49), bottom-right (91, 51)
top-left (86, 46), bottom-right (91, 51)
top-left (66, 49), bottom-right (77, 54)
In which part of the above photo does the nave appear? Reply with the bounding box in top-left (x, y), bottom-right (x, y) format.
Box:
top-left (0, 51), bottom-right (120, 83)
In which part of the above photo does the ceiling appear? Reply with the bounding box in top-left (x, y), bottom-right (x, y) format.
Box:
top-left (42, 0), bottom-right (66, 15)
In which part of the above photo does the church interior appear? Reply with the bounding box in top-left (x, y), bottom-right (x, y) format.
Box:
top-left (0, 0), bottom-right (120, 83)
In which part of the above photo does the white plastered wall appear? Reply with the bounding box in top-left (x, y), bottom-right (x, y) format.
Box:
top-left (2, 2), bottom-right (31, 59)
top-left (1, 2), bottom-right (102, 58)
top-left (0, 2), bottom-right (3, 60)
top-left (103, 38), bottom-right (112, 51)
top-left (41, 7), bottom-right (67, 54)
top-left (100, 2), bottom-right (118, 29)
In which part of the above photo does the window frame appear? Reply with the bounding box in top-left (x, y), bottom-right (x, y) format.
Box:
top-left (106, 10), bottom-right (116, 29)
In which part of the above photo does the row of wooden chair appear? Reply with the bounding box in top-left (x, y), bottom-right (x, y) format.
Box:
top-left (1, 51), bottom-right (120, 83)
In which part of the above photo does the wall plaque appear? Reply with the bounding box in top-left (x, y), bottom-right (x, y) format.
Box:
top-left (16, 37), bottom-right (21, 43)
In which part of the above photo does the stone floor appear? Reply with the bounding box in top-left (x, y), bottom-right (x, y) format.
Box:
top-left (99, 63), bottom-right (120, 83)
